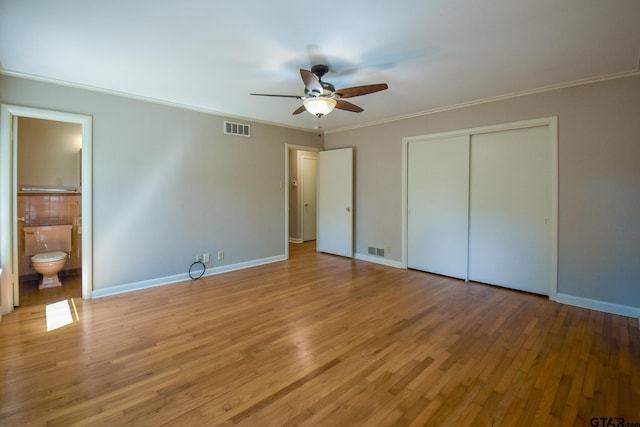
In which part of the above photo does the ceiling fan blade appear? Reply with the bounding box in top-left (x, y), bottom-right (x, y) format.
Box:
top-left (250, 93), bottom-right (301, 98)
top-left (300, 69), bottom-right (323, 96)
top-left (292, 105), bottom-right (306, 115)
top-left (334, 83), bottom-right (388, 99)
top-left (335, 99), bottom-right (364, 113)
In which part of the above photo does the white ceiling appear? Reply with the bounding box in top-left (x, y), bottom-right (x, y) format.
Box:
top-left (1, 0), bottom-right (639, 132)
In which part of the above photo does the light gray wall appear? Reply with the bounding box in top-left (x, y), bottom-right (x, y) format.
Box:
top-left (3, 73), bottom-right (638, 310)
top-left (1, 74), bottom-right (322, 291)
top-left (325, 74), bottom-right (640, 309)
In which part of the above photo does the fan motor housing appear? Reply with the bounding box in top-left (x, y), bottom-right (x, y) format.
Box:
top-left (311, 64), bottom-right (329, 78)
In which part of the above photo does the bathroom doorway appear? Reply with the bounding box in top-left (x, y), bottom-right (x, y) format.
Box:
top-left (0, 105), bottom-right (93, 312)
top-left (17, 117), bottom-right (82, 306)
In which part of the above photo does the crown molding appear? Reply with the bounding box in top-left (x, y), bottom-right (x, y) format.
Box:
top-left (3, 64), bottom-right (638, 136)
top-left (325, 69), bottom-right (640, 134)
top-left (0, 65), bottom-right (318, 134)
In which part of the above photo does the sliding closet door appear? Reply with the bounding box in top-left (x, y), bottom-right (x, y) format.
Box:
top-left (407, 135), bottom-right (469, 279)
top-left (468, 126), bottom-right (552, 295)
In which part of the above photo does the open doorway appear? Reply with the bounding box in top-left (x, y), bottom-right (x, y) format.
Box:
top-left (285, 145), bottom-right (320, 258)
top-left (16, 117), bottom-right (82, 306)
top-left (0, 105), bottom-right (92, 313)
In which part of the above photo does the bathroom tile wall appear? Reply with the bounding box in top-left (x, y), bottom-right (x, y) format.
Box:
top-left (18, 193), bottom-right (82, 277)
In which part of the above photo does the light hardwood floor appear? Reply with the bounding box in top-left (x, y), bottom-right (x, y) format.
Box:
top-left (1, 242), bottom-right (638, 426)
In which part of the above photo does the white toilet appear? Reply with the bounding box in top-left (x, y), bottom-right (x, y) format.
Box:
top-left (24, 224), bottom-right (72, 289)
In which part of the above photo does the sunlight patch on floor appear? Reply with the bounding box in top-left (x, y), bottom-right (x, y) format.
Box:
top-left (45, 299), bottom-right (79, 331)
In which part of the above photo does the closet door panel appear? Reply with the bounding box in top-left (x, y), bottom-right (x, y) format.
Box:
top-left (468, 126), bottom-right (551, 294)
top-left (408, 135), bottom-right (469, 279)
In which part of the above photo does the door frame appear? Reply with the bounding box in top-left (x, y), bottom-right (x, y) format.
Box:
top-left (284, 144), bottom-right (321, 259)
top-left (300, 154), bottom-right (317, 242)
top-left (401, 116), bottom-right (558, 300)
top-left (1, 104), bottom-right (93, 312)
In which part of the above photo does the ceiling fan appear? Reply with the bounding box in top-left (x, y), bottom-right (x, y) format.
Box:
top-left (250, 64), bottom-right (388, 117)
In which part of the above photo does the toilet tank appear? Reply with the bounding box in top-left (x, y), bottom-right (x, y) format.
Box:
top-left (24, 225), bottom-right (73, 256)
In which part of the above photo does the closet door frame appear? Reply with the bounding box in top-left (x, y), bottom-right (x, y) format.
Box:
top-left (401, 116), bottom-right (558, 300)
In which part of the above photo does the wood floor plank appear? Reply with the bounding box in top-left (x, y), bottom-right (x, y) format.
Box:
top-left (1, 241), bottom-right (639, 426)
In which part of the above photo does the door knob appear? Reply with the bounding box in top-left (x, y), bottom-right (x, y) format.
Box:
top-left (17, 216), bottom-right (25, 222)
top-left (346, 207), bottom-right (351, 212)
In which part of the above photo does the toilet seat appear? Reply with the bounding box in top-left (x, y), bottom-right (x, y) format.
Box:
top-left (31, 251), bottom-right (67, 263)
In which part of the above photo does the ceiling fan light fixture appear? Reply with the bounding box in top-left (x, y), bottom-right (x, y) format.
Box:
top-left (303, 97), bottom-right (337, 117)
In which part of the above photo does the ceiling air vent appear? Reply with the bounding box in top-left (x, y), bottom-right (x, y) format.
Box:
top-left (224, 121), bottom-right (250, 137)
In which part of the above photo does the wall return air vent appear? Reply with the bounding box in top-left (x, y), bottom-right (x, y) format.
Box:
top-left (368, 246), bottom-right (385, 257)
top-left (224, 121), bottom-right (250, 137)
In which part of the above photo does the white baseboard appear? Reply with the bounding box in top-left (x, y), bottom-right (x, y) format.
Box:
top-left (288, 238), bottom-right (303, 244)
top-left (84, 255), bottom-right (640, 327)
top-left (91, 254), bottom-right (287, 299)
top-left (354, 253), bottom-right (403, 269)
top-left (349, 257), bottom-right (639, 322)
top-left (555, 293), bottom-right (640, 318)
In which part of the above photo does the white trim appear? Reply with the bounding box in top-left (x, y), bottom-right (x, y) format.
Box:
top-left (91, 254), bottom-right (286, 299)
top-left (0, 268), bottom-right (5, 318)
top-left (326, 70), bottom-right (640, 134)
top-left (289, 238), bottom-right (303, 244)
top-left (0, 112), bottom-right (12, 313)
top-left (401, 138), bottom-right (408, 269)
top-left (354, 253), bottom-right (403, 269)
top-left (402, 116), bottom-right (558, 299)
top-left (555, 293), bottom-right (640, 319)
top-left (547, 117), bottom-right (559, 302)
top-left (0, 105), bottom-right (93, 312)
top-left (402, 116), bottom-right (559, 143)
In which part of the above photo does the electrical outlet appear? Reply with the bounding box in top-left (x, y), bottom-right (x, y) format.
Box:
top-left (203, 253), bottom-right (210, 263)
top-left (218, 251), bottom-right (224, 261)
top-left (195, 254), bottom-right (203, 262)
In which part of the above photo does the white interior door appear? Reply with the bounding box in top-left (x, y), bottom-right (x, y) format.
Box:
top-left (408, 135), bottom-right (469, 279)
top-left (317, 148), bottom-right (353, 257)
top-left (301, 156), bottom-right (317, 241)
top-left (468, 126), bottom-right (552, 295)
